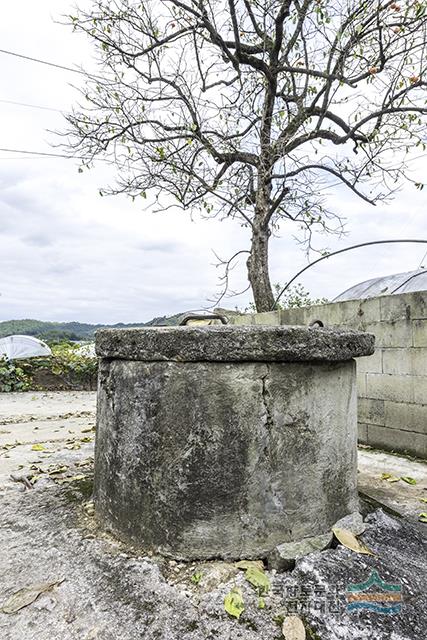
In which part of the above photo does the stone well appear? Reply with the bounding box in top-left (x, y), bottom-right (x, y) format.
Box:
top-left (94, 324), bottom-right (374, 560)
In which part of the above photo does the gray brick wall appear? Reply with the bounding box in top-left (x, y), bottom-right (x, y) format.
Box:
top-left (228, 290), bottom-right (427, 459)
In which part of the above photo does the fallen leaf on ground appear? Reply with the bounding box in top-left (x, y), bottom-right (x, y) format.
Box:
top-left (75, 458), bottom-right (94, 467)
top-left (65, 442), bottom-right (81, 450)
top-left (31, 444), bottom-right (46, 452)
top-left (418, 512), bottom-right (427, 523)
top-left (419, 498), bottom-right (427, 504)
top-left (235, 560), bottom-right (265, 571)
top-left (31, 464), bottom-right (69, 476)
top-left (67, 475), bottom-right (87, 482)
top-left (332, 527), bottom-right (375, 556)
top-left (80, 437), bottom-right (93, 443)
top-left (1, 442), bottom-right (21, 451)
top-left (244, 565), bottom-right (270, 595)
top-left (401, 476), bottom-right (417, 485)
top-left (380, 472), bottom-right (400, 482)
top-left (224, 587), bottom-right (244, 619)
top-left (49, 466), bottom-right (69, 476)
top-left (1, 580), bottom-right (64, 614)
top-left (281, 615), bottom-right (306, 639)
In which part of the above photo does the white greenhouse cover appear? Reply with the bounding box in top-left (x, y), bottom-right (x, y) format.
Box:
top-left (334, 268), bottom-right (427, 302)
top-left (0, 335), bottom-right (52, 361)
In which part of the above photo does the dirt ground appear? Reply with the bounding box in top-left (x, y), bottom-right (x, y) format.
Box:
top-left (0, 392), bottom-right (425, 640)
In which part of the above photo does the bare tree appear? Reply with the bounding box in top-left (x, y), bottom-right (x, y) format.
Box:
top-left (64, 0), bottom-right (427, 311)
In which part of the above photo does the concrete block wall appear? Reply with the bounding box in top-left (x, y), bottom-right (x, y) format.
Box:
top-left (228, 291), bottom-right (427, 459)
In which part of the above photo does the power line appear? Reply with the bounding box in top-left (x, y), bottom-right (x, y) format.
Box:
top-left (0, 48), bottom-right (101, 80)
top-left (0, 146), bottom-right (119, 167)
top-left (0, 98), bottom-right (65, 113)
top-left (418, 248), bottom-right (427, 268)
top-left (0, 156), bottom-right (54, 160)
top-left (274, 239), bottom-right (427, 308)
top-left (0, 147), bottom-right (76, 159)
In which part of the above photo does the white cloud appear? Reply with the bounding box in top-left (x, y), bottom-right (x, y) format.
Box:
top-left (0, 0), bottom-right (426, 323)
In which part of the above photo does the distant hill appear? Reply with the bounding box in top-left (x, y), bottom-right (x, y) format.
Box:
top-left (143, 312), bottom-right (186, 327)
top-left (0, 309), bottom-right (242, 341)
top-left (0, 316), bottom-right (180, 341)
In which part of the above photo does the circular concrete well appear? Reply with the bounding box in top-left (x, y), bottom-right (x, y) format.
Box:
top-left (94, 324), bottom-right (374, 560)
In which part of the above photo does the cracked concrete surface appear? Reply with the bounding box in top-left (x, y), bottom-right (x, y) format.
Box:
top-left (95, 360), bottom-right (358, 559)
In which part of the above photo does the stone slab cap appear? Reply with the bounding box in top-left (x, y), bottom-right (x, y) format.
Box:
top-left (96, 325), bottom-right (375, 362)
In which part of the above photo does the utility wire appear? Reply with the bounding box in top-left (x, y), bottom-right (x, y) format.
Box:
top-left (274, 239), bottom-right (427, 308)
top-left (0, 48), bottom-right (102, 80)
top-left (0, 147), bottom-right (125, 168)
top-left (0, 98), bottom-right (65, 113)
top-left (0, 147), bottom-right (77, 159)
top-left (418, 248), bottom-right (427, 268)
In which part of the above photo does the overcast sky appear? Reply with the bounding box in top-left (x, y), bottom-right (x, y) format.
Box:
top-left (0, 1), bottom-right (426, 324)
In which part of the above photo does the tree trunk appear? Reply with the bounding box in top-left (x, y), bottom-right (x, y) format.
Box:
top-left (247, 224), bottom-right (275, 312)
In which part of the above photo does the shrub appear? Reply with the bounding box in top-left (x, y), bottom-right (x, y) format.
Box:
top-left (15, 342), bottom-right (98, 391)
top-left (0, 357), bottom-right (31, 392)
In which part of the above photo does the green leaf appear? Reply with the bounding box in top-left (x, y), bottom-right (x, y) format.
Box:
top-left (224, 587), bottom-right (244, 619)
top-left (419, 498), bottom-right (427, 504)
top-left (401, 476), bottom-right (417, 485)
top-left (381, 472), bottom-right (400, 482)
top-left (190, 572), bottom-right (202, 585)
top-left (419, 512), bottom-right (427, 523)
top-left (244, 566), bottom-right (270, 595)
top-left (258, 597), bottom-right (265, 609)
top-left (31, 444), bottom-right (46, 451)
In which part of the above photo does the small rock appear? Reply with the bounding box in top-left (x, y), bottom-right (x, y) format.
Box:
top-left (333, 511), bottom-right (366, 535)
top-left (268, 532), bottom-right (333, 572)
top-left (84, 501), bottom-right (95, 516)
top-left (196, 562), bottom-right (239, 592)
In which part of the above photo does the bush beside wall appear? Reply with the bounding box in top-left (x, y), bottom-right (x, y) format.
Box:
top-left (0, 343), bottom-right (97, 392)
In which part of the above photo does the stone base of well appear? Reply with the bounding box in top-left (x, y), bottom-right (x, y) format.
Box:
top-left (94, 356), bottom-right (360, 560)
